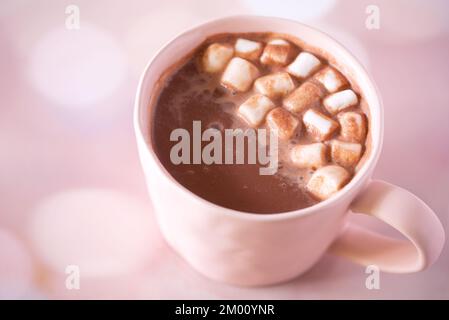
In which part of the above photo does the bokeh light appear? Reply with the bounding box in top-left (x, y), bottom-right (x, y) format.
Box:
top-left (28, 24), bottom-right (127, 107)
top-left (124, 5), bottom-right (200, 76)
top-left (242, 0), bottom-right (337, 21)
top-left (28, 188), bottom-right (162, 278)
top-left (377, 0), bottom-right (449, 42)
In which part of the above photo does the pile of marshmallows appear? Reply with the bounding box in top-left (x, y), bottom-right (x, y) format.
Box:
top-left (202, 38), bottom-right (367, 201)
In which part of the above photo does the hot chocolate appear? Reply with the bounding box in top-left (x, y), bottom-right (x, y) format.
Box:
top-left (150, 32), bottom-right (369, 214)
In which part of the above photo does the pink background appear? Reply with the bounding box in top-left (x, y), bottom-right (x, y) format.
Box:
top-left (0, 0), bottom-right (448, 299)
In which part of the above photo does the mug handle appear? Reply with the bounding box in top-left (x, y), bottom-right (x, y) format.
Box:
top-left (330, 180), bottom-right (445, 272)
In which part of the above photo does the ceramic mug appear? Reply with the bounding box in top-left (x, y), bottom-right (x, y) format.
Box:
top-left (134, 15), bottom-right (445, 286)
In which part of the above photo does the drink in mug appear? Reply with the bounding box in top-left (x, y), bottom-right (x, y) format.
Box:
top-left (135, 16), bottom-right (445, 286)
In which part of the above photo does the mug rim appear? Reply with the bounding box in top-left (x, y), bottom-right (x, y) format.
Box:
top-left (134, 14), bottom-right (384, 221)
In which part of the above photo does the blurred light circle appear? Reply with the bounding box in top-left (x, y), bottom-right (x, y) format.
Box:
top-left (378, 0), bottom-right (449, 42)
top-left (242, 0), bottom-right (337, 21)
top-left (124, 8), bottom-right (199, 76)
top-left (0, 229), bottom-right (35, 299)
top-left (29, 189), bottom-right (160, 277)
top-left (135, 252), bottom-right (220, 299)
top-left (28, 24), bottom-right (127, 107)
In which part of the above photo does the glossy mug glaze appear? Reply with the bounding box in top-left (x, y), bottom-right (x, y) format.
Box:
top-left (134, 16), bottom-right (445, 286)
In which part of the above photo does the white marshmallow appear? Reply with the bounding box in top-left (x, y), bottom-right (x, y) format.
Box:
top-left (202, 43), bottom-right (234, 73)
top-left (238, 94), bottom-right (275, 127)
top-left (260, 39), bottom-right (293, 66)
top-left (290, 143), bottom-right (327, 169)
top-left (314, 66), bottom-right (348, 93)
top-left (331, 140), bottom-right (362, 168)
top-left (306, 165), bottom-right (350, 200)
top-left (283, 81), bottom-right (324, 114)
top-left (303, 109), bottom-right (339, 141)
top-left (234, 38), bottom-right (263, 61)
top-left (254, 72), bottom-right (295, 99)
top-left (323, 89), bottom-right (358, 114)
top-left (266, 107), bottom-right (300, 140)
top-left (221, 57), bottom-right (260, 92)
top-left (338, 111), bottom-right (367, 143)
top-left (286, 52), bottom-right (321, 79)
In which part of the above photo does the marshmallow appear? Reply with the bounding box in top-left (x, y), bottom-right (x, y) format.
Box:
top-left (260, 39), bottom-right (293, 66)
top-left (314, 66), bottom-right (348, 93)
top-left (238, 94), bottom-right (275, 127)
top-left (254, 72), bottom-right (295, 99)
top-left (290, 143), bottom-right (327, 169)
top-left (234, 38), bottom-right (263, 61)
top-left (286, 52), bottom-right (321, 79)
top-left (306, 165), bottom-right (350, 200)
top-left (303, 109), bottom-right (339, 141)
top-left (338, 111), bottom-right (367, 143)
top-left (221, 57), bottom-right (260, 92)
top-left (266, 107), bottom-right (300, 140)
top-left (202, 43), bottom-right (234, 73)
top-left (283, 81), bottom-right (325, 114)
top-left (331, 140), bottom-right (362, 168)
top-left (323, 89), bottom-right (358, 114)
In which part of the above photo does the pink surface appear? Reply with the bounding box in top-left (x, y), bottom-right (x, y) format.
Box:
top-left (1, 0), bottom-right (448, 299)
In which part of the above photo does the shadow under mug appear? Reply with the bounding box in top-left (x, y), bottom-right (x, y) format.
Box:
top-left (134, 15), bottom-right (445, 286)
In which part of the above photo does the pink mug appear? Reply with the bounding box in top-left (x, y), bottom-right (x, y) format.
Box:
top-left (134, 16), bottom-right (445, 286)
